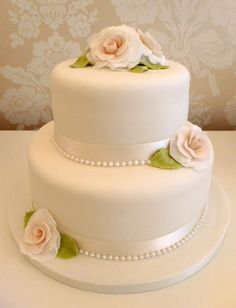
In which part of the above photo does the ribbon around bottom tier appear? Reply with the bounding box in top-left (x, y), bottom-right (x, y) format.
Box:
top-left (56, 204), bottom-right (207, 258)
top-left (54, 131), bottom-right (170, 163)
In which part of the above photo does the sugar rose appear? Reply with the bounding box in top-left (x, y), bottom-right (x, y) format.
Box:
top-left (170, 123), bottom-right (214, 170)
top-left (19, 209), bottom-right (61, 262)
top-left (86, 25), bottom-right (145, 70)
top-left (138, 29), bottom-right (165, 65)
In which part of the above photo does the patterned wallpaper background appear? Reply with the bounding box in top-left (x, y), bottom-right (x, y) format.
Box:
top-left (0, 0), bottom-right (236, 130)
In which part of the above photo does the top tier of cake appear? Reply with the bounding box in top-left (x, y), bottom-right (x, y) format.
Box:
top-left (51, 59), bottom-right (190, 146)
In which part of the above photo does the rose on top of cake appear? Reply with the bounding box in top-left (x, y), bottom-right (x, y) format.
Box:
top-left (70, 25), bottom-right (168, 73)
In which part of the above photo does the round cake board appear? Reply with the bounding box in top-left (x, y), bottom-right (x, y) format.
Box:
top-left (8, 175), bottom-right (229, 294)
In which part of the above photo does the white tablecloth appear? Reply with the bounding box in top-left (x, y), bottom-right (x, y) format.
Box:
top-left (0, 131), bottom-right (235, 308)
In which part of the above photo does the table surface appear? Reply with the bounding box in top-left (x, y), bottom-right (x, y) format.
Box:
top-left (0, 130), bottom-right (236, 308)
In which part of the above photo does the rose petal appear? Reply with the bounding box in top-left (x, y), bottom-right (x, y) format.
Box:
top-left (33, 226), bottom-right (45, 244)
top-left (176, 129), bottom-right (193, 159)
top-left (20, 238), bottom-right (45, 254)
top-left (37, 223), bottom-right (51, 249)
top-left (28, 209), bottom-right (57, 227)
top-left (138, 29), bottom-right (165, 65)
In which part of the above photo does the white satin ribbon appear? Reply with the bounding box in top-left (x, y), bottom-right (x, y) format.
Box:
top-left (54, 132), bottom-right (170, 162)
top-left (58, 208), bottom-right (204, 256)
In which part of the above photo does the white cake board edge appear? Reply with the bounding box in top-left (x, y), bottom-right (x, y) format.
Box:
top-left (7, 175), bottom-right (230, 294)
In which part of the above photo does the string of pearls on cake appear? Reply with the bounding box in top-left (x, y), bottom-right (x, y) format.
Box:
top-left (52, 135), bottom-right (150, 167)
top-left (78, 203), bottom-right (208, 262)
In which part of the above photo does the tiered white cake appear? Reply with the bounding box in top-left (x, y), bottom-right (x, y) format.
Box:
top-left (21, 25), bottom-right (214, 263)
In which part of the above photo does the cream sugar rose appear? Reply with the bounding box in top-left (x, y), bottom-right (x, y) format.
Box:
top-left (86, 25), bottom-right (165, 70)
top-left (170, 123), bottom-right (214, 171)
top-left (19, 25), bottom-right (213, 262)
top-left (19, 209), bottom-right (61, 262)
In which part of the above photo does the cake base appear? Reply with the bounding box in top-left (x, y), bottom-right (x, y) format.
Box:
top-left (8, 175), bottom-right (229, 294)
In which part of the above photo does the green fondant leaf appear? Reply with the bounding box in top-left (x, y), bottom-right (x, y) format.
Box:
top-left (24, 210), bottom-right (35, 228)
top-left (151, 64), bottom-right (169, 70)
top-left (57, 233), bottom-right (79, 259)
top-left (141, 60), bottom-right (169, 70)
top-left (70, 55), bottom-right (91, 68)
top-left (129, 65), bottom-right (149, 73)
top-left (150, 148), bottom-right (182, 169)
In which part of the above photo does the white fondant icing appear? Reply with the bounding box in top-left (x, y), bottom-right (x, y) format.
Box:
top-left (51, 59), bottom-right (190, 145)
top-left (28, 122), bottom-right (213, 256)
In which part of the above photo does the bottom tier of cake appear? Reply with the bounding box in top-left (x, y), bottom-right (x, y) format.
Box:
top-left (28, 122), bottom-right (212, 258)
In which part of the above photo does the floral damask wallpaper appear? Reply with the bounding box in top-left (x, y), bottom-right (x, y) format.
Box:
top-left (0, 0), bottom-right (236, 130)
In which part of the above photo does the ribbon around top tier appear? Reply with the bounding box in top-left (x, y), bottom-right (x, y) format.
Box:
top-left (54, 132), bottom-right (170, 163)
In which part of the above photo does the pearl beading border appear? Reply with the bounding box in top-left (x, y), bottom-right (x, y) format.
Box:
top-left (52, 135), bottom-right (150, 167)
top-left (78, 203), bottom-right (208, 262)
